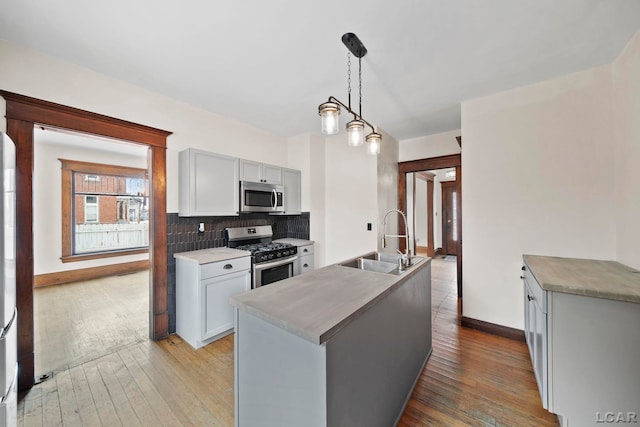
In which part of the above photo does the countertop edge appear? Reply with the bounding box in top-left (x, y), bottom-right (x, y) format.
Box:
top-left (541, 283), bottom-right (640, 304)
top-left (523, 254), bottom-right (640, 304)
top-left (173, 248), bottom-right (251, 264)
top-left (273, 238), bottom-right (315, 246)
top-left (230, 257), bottom-right (431, 345)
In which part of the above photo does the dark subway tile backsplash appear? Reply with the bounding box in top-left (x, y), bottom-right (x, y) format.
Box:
top-left (166, 212), bottom-right (310, 333)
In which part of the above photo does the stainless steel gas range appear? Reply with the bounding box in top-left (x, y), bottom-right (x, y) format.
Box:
top-left (225, 225), bottom-right (298, 289)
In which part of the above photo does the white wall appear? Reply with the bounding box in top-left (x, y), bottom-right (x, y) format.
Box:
top-left (33, 129), bottom-right (149, 275)
top-left (414, 178), bottom-right (427, 248)
top-left (287, 132), bottom-right (312, 212)
top-left (323, 133), bottom-right (378, 265)
top-left (0, 40), bottom-right (289, 213)
top-left (462, 64), bottom-right (616, 329)
top-left (612, 31), bottom-right (640, 270)
top-left (287, 131), bottom-right (327, 267)
top-left (399, 129), bottom-right (461, 162)
top-left (377, 129), bottom-right (400, 255)
top-left (406, 173), bottom-right (415, 254)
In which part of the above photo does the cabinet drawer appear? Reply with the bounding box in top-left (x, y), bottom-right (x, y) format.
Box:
top-left (201, 256), bottom-right (251, 280)
top-left (523, 264), bottom-right (547, 313)
top-left (298, 244), bottom-right (314, 256)
top-left (299, 254), bottom-right (314, 274)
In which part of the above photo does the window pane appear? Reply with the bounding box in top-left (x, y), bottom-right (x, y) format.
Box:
top-left (72, 170), bottom-right (149, 254)
top-left (452, 191), bottom-right (458, 241)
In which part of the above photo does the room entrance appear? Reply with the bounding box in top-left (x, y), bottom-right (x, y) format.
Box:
top-left (441, 181), bottom-right (459, 256)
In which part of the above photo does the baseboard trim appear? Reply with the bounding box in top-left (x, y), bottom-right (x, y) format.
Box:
top-left (461, 316), bottom-right (525, 342)
top-left (34, 260), bottom-right (150, 288)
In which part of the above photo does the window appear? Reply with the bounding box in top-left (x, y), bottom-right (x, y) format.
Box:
top-left (60, 159), bottom-right (149, 262)
top-left (84, 195), bottom-right (99, 222)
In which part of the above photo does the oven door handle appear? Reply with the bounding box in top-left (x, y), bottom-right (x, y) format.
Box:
top-left (254, 256), bottom-right (298, 270)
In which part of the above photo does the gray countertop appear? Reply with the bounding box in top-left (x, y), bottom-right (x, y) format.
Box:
top-left (173, 247), bottom-right (251, 264)
top-left (230, 255), bottom-right (430, 345)
top-left (523, 255), bottom-right (640, 304)
top-left (273, 238), bottom-right (314, 246)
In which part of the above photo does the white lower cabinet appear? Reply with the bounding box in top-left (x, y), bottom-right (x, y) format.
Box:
top-left (522, 256), bottom-right (640, 427)
top-left (177, 256), bottom-right (251, 349)
top-left (522, 266), bottom-right (548, 409)
top-left (298, 243), bottom-right (314, 275)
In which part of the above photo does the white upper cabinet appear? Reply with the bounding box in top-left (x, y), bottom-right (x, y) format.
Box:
top-left (281, 168), bottom-right (301, 215)
top-left (179, 148), bottom-right (239, 216)
top-left (239, 159), bottom-right (282, 185)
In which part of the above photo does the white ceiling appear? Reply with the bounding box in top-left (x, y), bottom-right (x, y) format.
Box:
top-left (2, 1), bottom-right (640, 141)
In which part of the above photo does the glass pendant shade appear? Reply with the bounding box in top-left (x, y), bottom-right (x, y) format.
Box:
top-left (346, 119), bottom-right (365, 147)
top-left (366, 132), bottom-right (382, 155)
top-left (318, 102), bottom-right (340, 135)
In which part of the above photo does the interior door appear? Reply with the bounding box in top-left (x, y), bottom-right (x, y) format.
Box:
top-left (441, 181), bottom-right (458, 256)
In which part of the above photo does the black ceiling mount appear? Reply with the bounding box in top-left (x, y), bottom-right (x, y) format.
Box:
top-left (341, 33), bottom-right (367, 58)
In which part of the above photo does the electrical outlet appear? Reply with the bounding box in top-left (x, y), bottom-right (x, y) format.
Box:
top-left (198, 222), bottom-right (205, 233)
top-left (367, 223), bottom-right (372, 231)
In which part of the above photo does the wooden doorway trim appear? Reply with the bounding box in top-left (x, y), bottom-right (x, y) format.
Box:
top-left (441, 181), bottom-right (458, 256)
top-left (398, 153), bottom-right (462, 297)
top-left (1, 91), bottom-right (172, 391)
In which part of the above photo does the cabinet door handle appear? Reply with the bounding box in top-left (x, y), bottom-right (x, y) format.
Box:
top-left (520, 276), bottom-right (525, 279)
top-left (223, 264), bottom-right (233, 270)
top-left (303, 249), bottom-right (308, 253)
top-left (521, 266), bottom-right (526, 271)
top-left (527, 294), bottom-right (534, 301)
top-left (303, 264), bottom-right (308, 268)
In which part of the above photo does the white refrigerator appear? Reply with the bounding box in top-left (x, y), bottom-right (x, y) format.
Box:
top-left (0, 133), bottom-right (17, 427)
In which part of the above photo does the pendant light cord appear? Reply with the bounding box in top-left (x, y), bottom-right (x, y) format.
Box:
top-left (359, 56), bottom-right (362, 117)
top-left (347, 52), bottom-right (352, 111)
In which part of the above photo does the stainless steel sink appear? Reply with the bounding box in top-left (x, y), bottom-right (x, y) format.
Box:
top-left (360, 258), bottom-right (398, 274)
top-left (339, 252), bottom-right (425, 275)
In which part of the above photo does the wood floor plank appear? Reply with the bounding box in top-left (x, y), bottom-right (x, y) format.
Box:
top-left (54, 370), bottom-right (82, 426)
top-left (68, 364), bottom-right (102, 426)
top-left (128, 342), bottom-right (217, 426)
top-left (82, 359), bottom-right (122, 426)
top-left (20, 387), bottom-right (43, 427)
top-left (117, 347), bottom-right (183, 427)
top-left (109, 351), bottom-right (161, 426)
top-left (95, 352), bottom-right (143, 426)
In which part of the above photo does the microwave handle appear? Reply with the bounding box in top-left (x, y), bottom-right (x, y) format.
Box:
top-left (272, 188), bottom-right (277, 210)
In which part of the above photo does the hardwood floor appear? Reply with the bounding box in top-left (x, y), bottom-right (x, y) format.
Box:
top-left (398, 256), bottom-right (557, 426)
top-left (19, 259), bottom-right (557, 426)
top-left (33, 270), bottom-right (149, 376)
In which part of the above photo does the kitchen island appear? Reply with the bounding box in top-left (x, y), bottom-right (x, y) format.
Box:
top-left (230, 253), bottom-right (432, 427)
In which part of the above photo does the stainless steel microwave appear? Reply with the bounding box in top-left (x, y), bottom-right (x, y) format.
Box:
top-left (240, 181), bottom-right (284, 213)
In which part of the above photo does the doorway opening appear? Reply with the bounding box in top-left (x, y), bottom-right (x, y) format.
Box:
top-left (33, 127), bottom-right (150, 376)
top-left (2, 90), bottom-right (171, 390)
top-left (399, 153), bottom-right (462, 297)
top-left (406, 167), bottom-right (458, 259)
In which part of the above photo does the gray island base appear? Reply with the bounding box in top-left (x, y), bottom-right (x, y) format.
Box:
top-left (230, 254), bottom-right (432, 427)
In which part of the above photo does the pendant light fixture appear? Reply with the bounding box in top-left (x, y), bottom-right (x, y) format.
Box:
top-left (318, 33), bottom-right (382, 155)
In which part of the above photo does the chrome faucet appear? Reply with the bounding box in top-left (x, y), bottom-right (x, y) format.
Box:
top-left (381, 209), bottom-right (413, 268)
